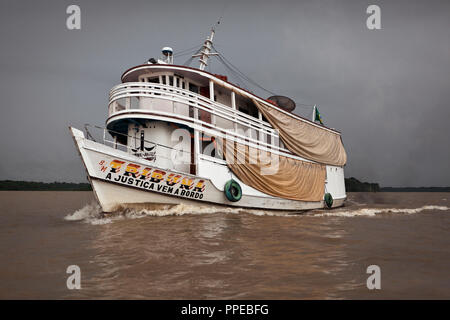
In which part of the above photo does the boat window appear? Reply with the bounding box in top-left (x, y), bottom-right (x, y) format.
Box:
top-left (174, 76), bottom-right (185, 89)
top-left (169, 76), bottom-right (174, 86)
top-left (238, 106), bottom-right (249, 115)
top-left (161, 76), bottom-right (167, 85)
top-left (147, 77), bottom-right (159, 84)
top-left (247, 103), bottom-right (259, 118)
top-left (189, 83), bottom-right (199, 94)
top-left (239, 103), bottom-right (259, 119)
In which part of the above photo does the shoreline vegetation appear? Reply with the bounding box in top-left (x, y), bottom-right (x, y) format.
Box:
top-left (345, 177), bottom-right (450, 192)
top-left (345, 177), bottom-right (380, 192)
top-left (0, 179), bottom-right (448, 192)
top-left (0, 180), bottom-right (92, 191)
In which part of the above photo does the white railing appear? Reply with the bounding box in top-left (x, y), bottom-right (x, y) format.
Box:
top-left (107, 82), bottom-right (282, 149)
top-left (84, 124), bottom-right (197, 166)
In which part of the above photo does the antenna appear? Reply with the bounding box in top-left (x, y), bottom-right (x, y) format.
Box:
top-left (192, 19), bottom-right (221, 70)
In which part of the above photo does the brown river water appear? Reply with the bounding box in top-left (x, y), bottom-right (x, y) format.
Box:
top-left (0, 191), bottom-right (449, 299)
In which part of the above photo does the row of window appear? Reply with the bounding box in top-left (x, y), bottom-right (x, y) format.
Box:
top-left (139, 75), bottom-right (202, 94)
top-left (138, 74), bottom-right (267, 123)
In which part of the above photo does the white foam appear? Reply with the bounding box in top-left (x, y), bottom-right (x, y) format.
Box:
top-left (64, 202), bottom-right (101, 221)
top-left (123, 204), bottom-right (236, 218)
top-left (64, 202), bottom-right (299, 225)
top-left (122, 204), bottom-right (286, 218)
top-left (313, 205), bottom-right (450, 217)
top-left (64, 202), bottom-right (112, 225)
top-left (65, 202), bottom-right (450, 225)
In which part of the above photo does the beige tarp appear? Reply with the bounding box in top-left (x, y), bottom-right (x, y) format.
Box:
top-left (220, 139), bottom-right (326, 202)
top-left (253, 99), bottom-right (347, 166)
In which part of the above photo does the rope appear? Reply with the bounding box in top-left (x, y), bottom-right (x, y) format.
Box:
top-left (210, 46), bottom-right (318, 114)
top-left (182, 46), bottom-right (203, 66)
top-left (174, 24), bottom-right (317, 113)
top-left (174, 45), bottom-right (204, 57)
top-left (214, 54), bottom-right (249, 90)
top-left (212, 45), bottom-right (278, 96)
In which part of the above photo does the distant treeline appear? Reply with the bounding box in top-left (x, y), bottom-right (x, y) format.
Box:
top-left (345, 177), bottom-right (380, 192)
top-left (1, 179), bottom-right (448, 192)
top-left (0, 180), bottom-right (92, 191)
top-left (380, 186), bottom-right (450, 192)
top-left (345, 177), bottom-right (450, 192)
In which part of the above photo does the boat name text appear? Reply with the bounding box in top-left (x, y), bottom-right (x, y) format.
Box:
top-left (98, 159), bottom-right (205, 199)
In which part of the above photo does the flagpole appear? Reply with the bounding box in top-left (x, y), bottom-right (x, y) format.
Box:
top-left (312, 105), bottom-right (316, 122)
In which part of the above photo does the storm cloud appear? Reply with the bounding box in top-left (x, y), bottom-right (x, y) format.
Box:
top-left (0, 0), bottom-right (449, 187)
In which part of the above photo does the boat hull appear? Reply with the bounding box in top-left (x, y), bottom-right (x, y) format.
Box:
top-left (70, 127), bottom-right (345, 213)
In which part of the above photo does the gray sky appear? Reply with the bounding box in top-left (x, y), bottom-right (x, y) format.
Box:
top-left (0, 0), bottom-right (449, 187)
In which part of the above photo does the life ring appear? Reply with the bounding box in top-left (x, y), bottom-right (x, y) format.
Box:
top-left (324, 193), bottom-right (333, 208)
top-left (224, 180), bottom-right (242, 202)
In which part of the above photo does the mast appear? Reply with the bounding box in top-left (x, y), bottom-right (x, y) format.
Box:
top-left (192, 26), bottom-right (219, 70)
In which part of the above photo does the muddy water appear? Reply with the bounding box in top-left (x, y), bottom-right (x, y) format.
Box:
top-left (0, 191), bottom-right (449, 299)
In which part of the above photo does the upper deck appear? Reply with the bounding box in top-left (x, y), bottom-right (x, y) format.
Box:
top-left (107, 64), bottom-right (341, 161)
top-left (119, 64), bottom-right (340, 134)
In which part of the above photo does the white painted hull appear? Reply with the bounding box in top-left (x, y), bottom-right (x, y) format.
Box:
top-left (70, 127), bottom-right (346, 213)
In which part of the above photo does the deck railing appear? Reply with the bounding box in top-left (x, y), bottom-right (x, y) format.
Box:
top-left (107, 82), bottom-right (286, 152)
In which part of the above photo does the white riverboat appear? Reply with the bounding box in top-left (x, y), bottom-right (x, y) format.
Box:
top-left (70, 26), bottom-right (347, 213)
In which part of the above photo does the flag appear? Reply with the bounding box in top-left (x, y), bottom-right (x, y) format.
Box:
top-left (315, 107), bottom-right (324, 125)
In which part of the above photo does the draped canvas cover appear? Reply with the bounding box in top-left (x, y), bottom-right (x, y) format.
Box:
top-left (220, 139), bottom-right (326, 202)
top-left (253, 100), bottom-right (347, 166)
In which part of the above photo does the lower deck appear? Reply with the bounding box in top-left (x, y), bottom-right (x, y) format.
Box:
top-left (71, 127), bottom-right (346, 212)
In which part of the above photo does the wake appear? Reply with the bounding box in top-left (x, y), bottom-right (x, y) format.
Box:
top-left (64, 202), bottom-right (450, 225)
top-left (311, 205), bottom-right (450, 217)
top-left (64, 202), bottom-right (285, 225)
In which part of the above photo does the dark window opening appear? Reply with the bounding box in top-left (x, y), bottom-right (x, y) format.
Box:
top-left (238, 106), bottom-right (249, 115)
top-left (189, 83), bottom-right (199, 93)
top-left (248, 104), bottom-right (259, 118)
top-left (238, 102), bottom-right (259, 118)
